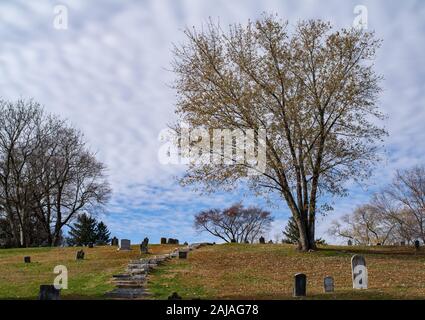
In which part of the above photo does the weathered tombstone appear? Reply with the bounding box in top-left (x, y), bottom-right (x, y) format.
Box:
top-left (119, 239), bottom-right (131, 250)
top-left (414, 240), bottom-right (420, 251)
top-left (88, 242), bottom-right (94, 248)
top-left (167, 238), bottom-right (179, 245)
top-left (168, 292), bottom-right (182, 300)
top-left (160, 237), bottom-right (167, 244)
top-left (347, 239), bottom-right (353, 246)
top-left (377, 243), bottom-right (381, 246)
top-left (293, 273), bottom-right (306, 297)
top-left (183, 241), bottom-right (188, 246)
top-left (38, 285), bottom-right (60, 300)
top-left (140, 237), bottom-right (149, 254)
top-left (76, 250), bottom-right (85, 260)
top-left (111, 237), bottom-right (119, 246)
top-left (400, 241), bottom-right (405, 246)
top-left (178, 251), bottom-right (188, 259)
top-left (259, 236), bottom-right (265, 244)
top-left (268, 240), bottom-right (273, 244)
top-left (230, 239), bottom-right (236, 243)
top-left (323, 276), bottom-right (334, 293)
top-left (24, 256), bottom-right (31, 263)
top-left (351, 255), bottom-right (368, 289)
top-left (244, 240), bottom-right (249, 244)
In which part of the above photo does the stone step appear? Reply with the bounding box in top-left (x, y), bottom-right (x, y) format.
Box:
top-left (106, 288), bottom-right (148, 299)
top-left (115, 282), bottom-right (145, 289)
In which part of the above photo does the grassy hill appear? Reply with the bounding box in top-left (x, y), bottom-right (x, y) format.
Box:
top-left (147, 244), bottom-right (425, 300)
top-left (1, 243), bottom-right (425, 300)
top-left (0, 244), bottom-right (176, 299)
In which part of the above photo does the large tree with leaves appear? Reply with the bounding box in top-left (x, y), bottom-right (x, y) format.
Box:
top-left (172, 15), bottom-right (386, 251)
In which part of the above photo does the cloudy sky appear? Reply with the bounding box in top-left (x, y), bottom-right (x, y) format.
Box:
top-left (0, 0), bottom-right (424, 244)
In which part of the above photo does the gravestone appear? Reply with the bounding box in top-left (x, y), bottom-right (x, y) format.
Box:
top-left (119, 239), bottom-right (131, 251)
top-left (76, 250), bottom-right (85, 260)
top-left (140, 237), bottom-right (149, 254)
top-left (377, 243), bottom-right (381, 246)
top-left (167, 238), bottom-right (179, 245)
top-left (24, 256), bottom-right (31, 263)
top-left (400, 241), bottom-right (405, 246)
top-left (351, 255), bottom-right (368, 289)
top-left (293, 273), bottom-right (306, 297)
top-left (183, 242), bottom-right (188, 246)
top-left (230, 239), bottom-right (236, 243)
top-left (38, 285), bottom-right (60, 300)
top-left (323, 276), bottom-right (334, 293)
top-left (168, 292), bottom-right (182, 300)
top-left (179, 251), bottom-right (188, 259)
top-left (414, 240), bottom-right (420, 251)
top-left (347, 239), bottom-right (353, 246)
top-left (244, 240), bottom-right (249, 244)
top-left (111, 237), bottom-right (119, 246)
top-left (268, 240), bottom-right (273, 244)
top-left (160, 237), bottom-right (167, 244)
top-left (259, 237), bottom-right (265, 244)
top-left (88, 242), bottom-right (94, 248)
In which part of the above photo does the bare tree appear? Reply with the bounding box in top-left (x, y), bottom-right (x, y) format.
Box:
top-left (172, 15), bottom-right (386, 251)
top-left (328, 204), bottom-right (395, 245)
top-left (0, 99), bottom-right (111, 247)
top-left (194, 203), bottom-right (273, 243)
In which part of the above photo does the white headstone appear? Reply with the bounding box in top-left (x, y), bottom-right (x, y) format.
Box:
top-left (351, 255), bottom-right (368, 289)
top-left (119, 239), bottom-right (131, 251)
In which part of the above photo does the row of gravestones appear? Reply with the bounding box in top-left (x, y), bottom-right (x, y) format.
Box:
top-left (347, 239), bottom-right (422, 249)
top-left (161, 237), bottom-right (179, 245)
top-left (294, 254), bottom-right (368, 297)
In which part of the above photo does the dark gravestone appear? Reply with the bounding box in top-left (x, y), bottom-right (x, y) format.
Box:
top-left (400, 241), bottom-right (406, 246)
top-left (76, 250), bottom-right (85, 260)
top-left (268, 240), bottom-right (273, 244)
top-left (111, 237), bottom-right (119, 246)
top-left (376, 243), bottom-right (381, 246)
top-left (293, 273), bottom-right (306, 297)
top-left (230, 239), bottom-right (236, 243)
top-left (179, 251), bottom-right (188, 259)
top-left (24, 256), bottom-right (31, 263)
top-left (140, 237), bottom-right (149, 254)
top-left (323, 276), bottom-right (334, 293)
top-left (259, 237), bottom-right (265, 244)
top-left (38, 285), bottom-right (60, 300)
top-left (168, 238), bottom-right (179, 244)
top-left (168, 292), bottom-right (182, 300)
top-left (351, 255), bottom-right (368, 289)
top-left (244, 240), bottom-right (250, 244)
top-left (347, 239), bottom-right (353, 246)
top-left (414, 240), bottom-right (420, 251)
top-left (160, 237), bottom-right (167, 244)
top-left (119, 239), bottom-right (131, 250)
top-left (88, 242), bottom-right (94, 248)
top-left (183, 242), bottom-right (188, 246)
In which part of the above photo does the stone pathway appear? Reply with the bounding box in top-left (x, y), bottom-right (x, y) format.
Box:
top-left (105, 243), bottom-right (207, 299)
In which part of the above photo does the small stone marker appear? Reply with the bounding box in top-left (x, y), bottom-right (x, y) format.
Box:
top-left (323, 276), bottom-right (334, 293)
top-left (244, 240), bottom-right (249, 244)
top-left (259, 236), bottom-right (265, 244)
top-left (24, 256), bottom-right (31, 263)
top-left (140, 237), bottom-right (149, 254)
top-left (293, 273), bottom-right (306, 297)
top-left (268, 240), bottom-right (273, 244)
top-left (76, 250), bottom-right (85, 260)
top-left (400, 241), bottom-right (405, 246)
top-left (178, 251), bottom-right (188, 259)
top-left (168, 292), bottom-right (182, 300)
top-left (230, 239), bottom-right (236, 243)
top-left (414, 240), bottom-right (420, 251)
top-left (111, 237), bottom-right (119, 246)
top-left (160, 237), bottom-right (167, 244)
top-left (347, 239), bottom-right (353, 246)
top-left (38, 285), bottom-right (60, 300)
top-left (88, 242), bottom-right (94, 248)
top-left (183, 241), bottom-right (188, 246)
top-left (351, 255), bottom-right (368, 289)
top-left (119, 239), bottom-right (131, 251)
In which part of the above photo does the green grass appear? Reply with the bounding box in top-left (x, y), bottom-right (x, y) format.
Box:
top-left (0, 244), bottom-right (178, 299)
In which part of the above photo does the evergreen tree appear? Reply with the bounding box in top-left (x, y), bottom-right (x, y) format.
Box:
top-left (95, 221), bottom-right (111, 245)
top-left (283, 216), bottom-right (300, 244)
top-left (67, 213), bottom-right (98, 246)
